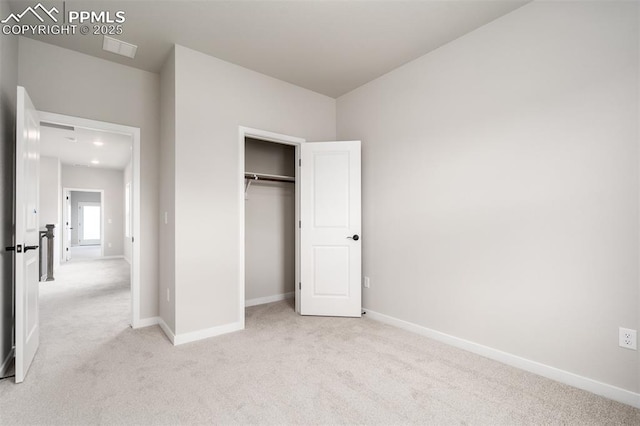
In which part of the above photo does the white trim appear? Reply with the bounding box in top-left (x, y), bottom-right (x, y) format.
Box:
top-left (245, 292), bottom-right (294, 307)
top-left (39, 111), bottom-right (142, 330)
top-left (157, 318), bottom-right (175, 344)
top-left (173, 322), bottom-right (243, 346)
top-left (62, 188), bottom-right (70, 262)
top-left (364, 308), bottom-right (640, 409)
top-left (132, 127), bottom-right (141, 333)
top-left (56, 158), bottom-right (62, 267)
top-left (66, 255), bottom-right (124, 263)
top-left (238, 126), bottom-right (306, 330)
top-left (132, 316), bottom-right (159, 329)
top-left (0, 347), bottom-right (14, 377)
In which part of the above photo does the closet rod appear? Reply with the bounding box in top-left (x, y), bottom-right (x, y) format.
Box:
top-left (244, 172), bottom-right (295, 183)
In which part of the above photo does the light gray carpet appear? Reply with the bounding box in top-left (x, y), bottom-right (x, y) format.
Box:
top-left (69, 245), bottom-right (102, 260)
top-left (0, 259), bottom-right (639, 425)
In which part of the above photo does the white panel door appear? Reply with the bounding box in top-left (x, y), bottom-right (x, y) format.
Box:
top-left (300, 141), bottom-right (361, 317)
top-left (14, 86), bottom-right (40, 383)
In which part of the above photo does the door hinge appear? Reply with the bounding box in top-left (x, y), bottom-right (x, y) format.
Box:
top-left (132, 237), bottom-right (134, 243)
top-left (299, 159), bottom-right (301, 167)
top-left (299, 282), bottom-right (301, 290)
top-left (299, 220), bottom-right (301, 228)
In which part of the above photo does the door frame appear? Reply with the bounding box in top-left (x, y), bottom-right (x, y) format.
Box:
top-left (238, 126), bottom-right (305, 328)
top-left (63, 190), bottom-right (71, 261)
top-left (39, 111), bottom-right (142, 328)
top-left (65, 191), bottom-right (104, 252)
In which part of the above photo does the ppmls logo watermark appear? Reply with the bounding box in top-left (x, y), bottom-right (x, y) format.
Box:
top-left (2, 2), bottom-right (126, 36)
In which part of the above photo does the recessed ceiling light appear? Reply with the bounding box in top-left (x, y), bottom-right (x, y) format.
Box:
top-left (93, 141), bottom-right (104, 146)
top-left (91, 160), bottom-right (100, 165)
top-left (102, 35), bottom-right (137, 59)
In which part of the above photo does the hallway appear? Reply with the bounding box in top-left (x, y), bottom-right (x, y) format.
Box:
top-left (0, 258), bottom-right (146, 423)
top-left (36, 258), bottom-right (132, 357)
top-left (40, 258), bottom-right (130, 326)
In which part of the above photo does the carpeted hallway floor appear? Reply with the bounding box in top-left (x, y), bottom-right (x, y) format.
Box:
top-left (0, 258), bottom-right (639, 425)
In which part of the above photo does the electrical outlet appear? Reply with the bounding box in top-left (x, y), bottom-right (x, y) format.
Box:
top-left (364, 276), bottom-right (370, 288)
top-left (166, 288), bottom-right (170, 302)
top-left (619, 327), bottom-right (637, 350)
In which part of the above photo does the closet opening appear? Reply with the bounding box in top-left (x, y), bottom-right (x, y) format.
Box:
top-left (239, 127), bottom-right (305, 324)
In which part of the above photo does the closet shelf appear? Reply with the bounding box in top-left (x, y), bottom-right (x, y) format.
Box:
top-left (244, 172), bottom-right (295, 183)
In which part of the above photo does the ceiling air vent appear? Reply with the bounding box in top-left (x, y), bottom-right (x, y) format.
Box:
top-left (102, 36), bottom-right (137, 59)
top-left (40, 122), bottom-right (75, 131)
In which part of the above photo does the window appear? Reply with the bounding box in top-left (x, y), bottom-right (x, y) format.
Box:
top-left (82, 205), bottom-right (101, 240)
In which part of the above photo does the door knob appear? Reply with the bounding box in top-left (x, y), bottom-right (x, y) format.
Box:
top-left (347, 234), bottom-right (360, 241)
top-left (24, 245), bottom-right (38, 252)
top-left (5, 246), bottom-right (15, 252)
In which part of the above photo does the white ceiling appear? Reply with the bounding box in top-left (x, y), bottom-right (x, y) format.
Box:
top-left (11, 0), bottom-right (529, 98)
top-left (40, 124), bottom-right (132, 169)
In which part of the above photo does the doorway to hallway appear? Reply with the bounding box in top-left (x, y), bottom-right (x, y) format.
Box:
top-left (63, 190), bottom-right (104, 261)
top-left (38, 110), bottom-right (142, 329)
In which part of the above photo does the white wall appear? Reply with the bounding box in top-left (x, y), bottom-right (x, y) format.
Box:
top-left (123, 160), bottom-right (132, 264)
top-left (337, 1), bottom-right (639, 393)
top-left (18, 37), bottom-right (160, 320)
top-left (245, 138), bottom-right (295, 302)
top-left (38, 155), bottom-right (61, 266)
top-left (169, 45), bottom-right (335, 336)
top-left (0, 0), bottom-right (18, 373)
top-left (69, 191), bottom-right (101, 246)
top-left (62, 167), bottom-right (123, 257)
top-left (159, 48), bottom-right (176, 331)
top-left (39, 156), bottom-right (60, 227)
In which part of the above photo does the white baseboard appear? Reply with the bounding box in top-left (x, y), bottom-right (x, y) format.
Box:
top-left (364, 308), bottom-right (640, 409)
top-left (245, 292), bottom-right (294, 307)
top-left (0, 348), bottom-right (14, 377)
top-left (158, 318), bottom-right (176, 345)
top-left (69, 255), bottom-right (124, 262)
top-left (132, 317), bottom-right (180, 347)
top-left (154, 317), bottom-right (243, 347)
top-left (173, 321), bottom-right (243, 346)
top-left (132, 316), bottom-right (160, 329)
